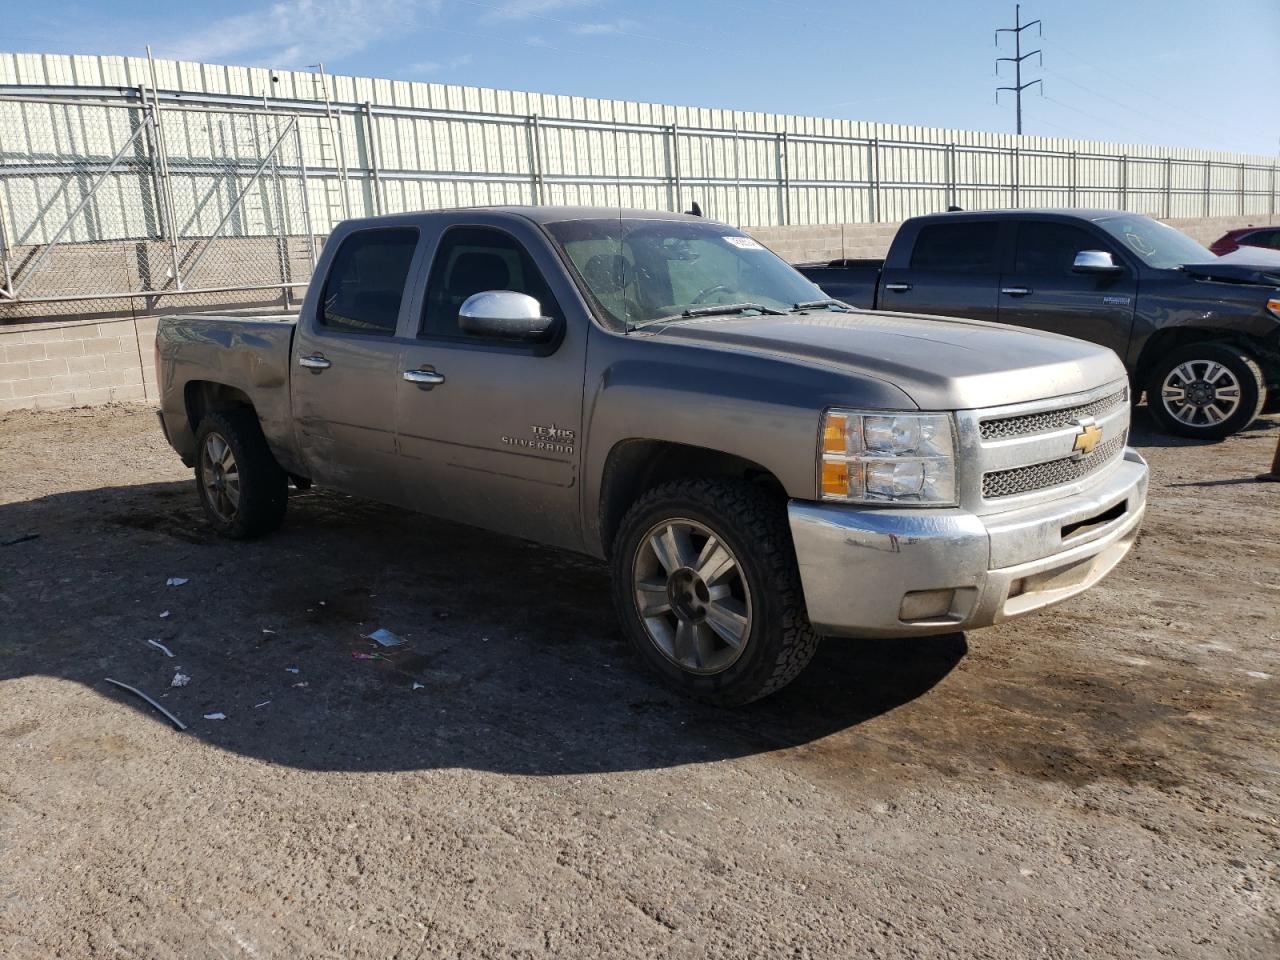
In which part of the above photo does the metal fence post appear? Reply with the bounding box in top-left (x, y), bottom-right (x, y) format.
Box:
top-left (946, 142), bottom-right (956, 209)
top-left (1119, 155), bottom-right (1127, 211)
top-left (868, 138), bottom-right (879, 223)
top-left (778, 130), bottom-right (789, 225)
top-left (525, 114), bottom-right (542, 205)
top-left (670, 123), bottom-right (682, 212)
top-left (1203, 160), bottom-right (1211, 218)
top-left (295, 121), bottom-right (318, 271)
top-left (1164, 157), bottom-right (1172, 219)
top-left (1238, 162), bottom-right (1245, 216)
top-left (1069, 150), bottom-right (1077, 206)
top-left (146, 49), bottom-right (183, 290)
top-left (364, 101), bottom-right (383, 215)
top-left (1012, 145), bottom-right (1020, 208)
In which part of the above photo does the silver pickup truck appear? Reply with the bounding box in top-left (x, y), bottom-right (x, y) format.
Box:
top-left (156, 206), bottom-right (1148, 704)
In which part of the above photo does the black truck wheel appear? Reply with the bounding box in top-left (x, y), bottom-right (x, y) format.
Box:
top-left (194, 410), bottom-right (288, 539)
top-left (1145, 342), bottom-right (1266, 440)
top-left (610, 479), bottom-right (820, 705)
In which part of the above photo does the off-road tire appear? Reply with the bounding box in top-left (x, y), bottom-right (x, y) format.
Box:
top-left (610, 478), bottom-right (821, 705)
top-left (1145, 342), bottom-right (1266, 440)
top-left (194, 410), bottom-right (288, 539)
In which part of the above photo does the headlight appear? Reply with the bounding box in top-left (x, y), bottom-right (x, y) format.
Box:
top-left (820, 410), bottom-right (957, 505)
top-left (1267, 297), bottom-right (1280, 321)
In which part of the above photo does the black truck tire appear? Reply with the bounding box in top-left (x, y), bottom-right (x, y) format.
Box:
top-left (1145, 342), bottom-right (1266, 440)
top-left (194, 410), bottom-right (288, 539)
top-left (610, 478), bottom-right (821, 705)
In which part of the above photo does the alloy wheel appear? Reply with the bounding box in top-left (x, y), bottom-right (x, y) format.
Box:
top-left (632, 518), bottom-right (752, 675)
top-left (200, 431), bottom-right (241, 522)
top-left (1160, 360), bottom-right (1242, 428)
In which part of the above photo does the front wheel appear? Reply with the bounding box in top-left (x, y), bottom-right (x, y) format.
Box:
top-left (1145, 342), bottom-right (1266, 440)
top-left (194, 410), bottom-right (288, 539)
top-left (610, 479), bottom-right (820, 705)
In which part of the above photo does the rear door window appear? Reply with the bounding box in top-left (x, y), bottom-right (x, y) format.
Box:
top-left (318, 228), bottom-right (419, 335)
top-left (909, 222), bottom-right (1000, 273)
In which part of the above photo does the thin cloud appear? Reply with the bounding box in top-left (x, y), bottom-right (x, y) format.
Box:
top-left (410, 53), bottom-right (474, 74)
top-left (571, 19), bottom-right (639, 36)
top-left (164, 0), bottom-right (439, 68)
top-left (479, 0), bottom-right (598, 22)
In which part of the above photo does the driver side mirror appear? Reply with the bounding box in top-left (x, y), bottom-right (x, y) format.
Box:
top-left (1071, 250), bottom-right (1123, 274)
top-left (458, 291), bottom-right (555, 342)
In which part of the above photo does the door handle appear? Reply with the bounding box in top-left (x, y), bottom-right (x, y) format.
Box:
top-left (298, 354), bottom-right (331, 370)
top-left (884, 282), bottom-right (912, 293)
top-left (1001, 286), bottom-right (1031, 297)
top-left (403, 368), bottom-right (446, 388)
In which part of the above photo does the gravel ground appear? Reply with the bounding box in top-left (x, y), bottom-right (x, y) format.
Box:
top-left (0, 403), bottom-right (1277, 959)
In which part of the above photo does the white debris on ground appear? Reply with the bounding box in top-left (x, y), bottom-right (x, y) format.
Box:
top-left (165, 577), bottom-right (188, 587)
top-left (147, 639), bottom-right (175, 657)
top-left (170, 671), bottom-right (190, 688)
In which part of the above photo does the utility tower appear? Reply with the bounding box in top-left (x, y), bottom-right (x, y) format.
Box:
top-left (996, 4), bottom-right (1042, 134)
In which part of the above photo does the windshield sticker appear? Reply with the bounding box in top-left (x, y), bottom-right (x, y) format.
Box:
top-left (724, 236), bottom-right (764, 250)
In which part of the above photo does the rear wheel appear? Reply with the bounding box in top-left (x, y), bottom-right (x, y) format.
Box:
top-left (610, 479), bottom-right (820, 705)
top-left (1145, 342), bottom-right (1265, 440)
top-left (194, 410), bottom-right (288, 539)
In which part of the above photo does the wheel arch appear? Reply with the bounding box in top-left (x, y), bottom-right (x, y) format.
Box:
top-left (183, 380), bottom-right (257, 436)
top-left (1134, 328), bottom-right (1267, 398)
top-left (596, 438), bottom-right (787, 560)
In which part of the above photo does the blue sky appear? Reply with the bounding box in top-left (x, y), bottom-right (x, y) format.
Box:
top-left (7, 0), bottom-right (1279, 155)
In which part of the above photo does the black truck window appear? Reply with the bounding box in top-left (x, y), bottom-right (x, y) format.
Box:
top-left (319, 228), bottom-right (419, 335)
top-left (1015, 222), bottom-right (1116, 275)
top-left (909, 222), bottom-right (999, 273)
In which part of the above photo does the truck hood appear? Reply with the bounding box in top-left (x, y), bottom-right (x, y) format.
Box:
top-left (641, 310), bottom-right (1128, 410)
top-left (1180, 247), bottom-right (1280, 286)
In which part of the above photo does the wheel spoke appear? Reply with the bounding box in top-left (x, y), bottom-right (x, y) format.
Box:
top-left (224, 471), bottom-right (242, 507)
top-left (1173, 402), bottom-right (1197, 424)
top-left (219, 445), bottom-right (236, 470)
top-left (1202, 361), bottom-right (1224, 384)
top-left (673, 619), bottom-right (703, 668)
top-left (1173, 363), bottom-right (1197, 385)
top-left (636, 578), bottom-right (671, 617)
top-left (651, 524), bottom-right (695, 574)
top-left (704, 597), bottom-right (748, 648)
top-left (695, 536), bottom-right (737, 586)
top-left (1203, 403), bottom-right (1225, 424)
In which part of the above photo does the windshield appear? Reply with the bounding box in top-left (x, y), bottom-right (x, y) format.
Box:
top-left (1094, 215), bottom-right (1215, 269)
top-left (544, 218), bottom-right (830, 329)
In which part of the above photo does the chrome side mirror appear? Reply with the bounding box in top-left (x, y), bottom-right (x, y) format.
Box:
top-left (1072, 250), bottom-right (1123, 274)
top-left (458, 290), bottom-right (555, 341)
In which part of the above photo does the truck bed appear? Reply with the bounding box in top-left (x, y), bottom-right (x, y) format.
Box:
top-left (154, 311), bottom-right (299, 468)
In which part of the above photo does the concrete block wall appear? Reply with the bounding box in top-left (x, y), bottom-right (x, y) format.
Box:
top-left (0, 316), bottom-right (156, 413)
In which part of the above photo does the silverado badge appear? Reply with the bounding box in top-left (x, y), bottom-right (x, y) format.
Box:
top-left (1071, 419), bottom-right (1103, 458)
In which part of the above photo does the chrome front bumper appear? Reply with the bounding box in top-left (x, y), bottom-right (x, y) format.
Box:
top-left (788, 449), bottom-right (1148, 638)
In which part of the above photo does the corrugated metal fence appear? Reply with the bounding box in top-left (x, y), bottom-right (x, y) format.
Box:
top-left (1, 51), bottom-right (1277, 313)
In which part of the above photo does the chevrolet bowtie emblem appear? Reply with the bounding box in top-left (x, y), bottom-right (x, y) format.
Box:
top-left (1072, 420), bottom-right (1103, 458)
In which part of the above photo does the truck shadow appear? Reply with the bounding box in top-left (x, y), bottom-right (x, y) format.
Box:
top-left (0, 480), bottom-right (965, 776)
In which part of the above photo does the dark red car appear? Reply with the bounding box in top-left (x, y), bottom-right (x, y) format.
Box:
top-left (1209, 226), bottom-right (1280, 256)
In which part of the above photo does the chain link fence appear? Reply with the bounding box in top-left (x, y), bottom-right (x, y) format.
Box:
top-left (1, 85), bottom-right (1277, 319)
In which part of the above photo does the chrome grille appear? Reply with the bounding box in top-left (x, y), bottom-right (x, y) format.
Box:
top-left (983, 434), bottom-right (1127, 499)
top-left (979, 388), bottom-right (1128, 440)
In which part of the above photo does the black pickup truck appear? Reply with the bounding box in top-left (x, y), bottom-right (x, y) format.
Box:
top-left (796, 209), bottom-right (1280, 439)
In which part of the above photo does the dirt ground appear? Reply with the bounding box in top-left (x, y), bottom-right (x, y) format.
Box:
top-left (0, 403), bottom-right (1277, 959)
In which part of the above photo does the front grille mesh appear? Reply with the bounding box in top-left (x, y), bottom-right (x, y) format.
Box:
top-left (983, 434), bottom-right (1126, 499)
top-left (979, 388), bottom-right (1128, 440)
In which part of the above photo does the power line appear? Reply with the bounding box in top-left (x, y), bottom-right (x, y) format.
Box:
top-left (995, 3), bottom-right (1041, 134)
